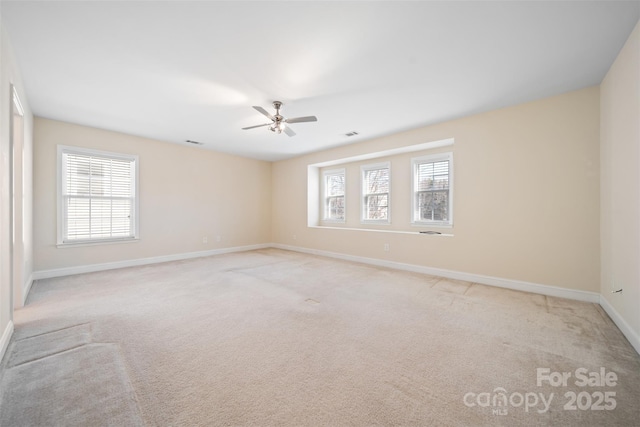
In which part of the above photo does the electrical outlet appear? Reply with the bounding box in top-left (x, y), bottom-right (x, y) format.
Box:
top-left (293, 234), bottom-right (297, 240)
top-left (202, 236), bottom-right (208, 244)
top-left (383, 243), bottom-right (390, 252)
top-left (216, 235), bottom-right (221, 242)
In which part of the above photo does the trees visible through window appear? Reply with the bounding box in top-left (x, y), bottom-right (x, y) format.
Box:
top-left (362, 163), bottom-right (390, 222)
top-left (412, 153), bottom-right (452, 225)
top-left (323, 169), bottom-right (345, 221)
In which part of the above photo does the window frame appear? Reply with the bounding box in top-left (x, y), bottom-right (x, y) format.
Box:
top-left (321, 168), bottom-right (346, 223)
top-left (361, 161), bottom-right (391, 224)
top-left (411, 152), bottom-right (453, 227)
top-left (57, 145), bottom-right (139, 246)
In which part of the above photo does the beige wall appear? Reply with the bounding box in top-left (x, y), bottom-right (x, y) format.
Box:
top-left (33, 118), bottom-right (272, 272)
top-left (600, 21), bottom-right (640, 340)
top-left (273, 86), bottom-right (600, 292)
top-left (0, 21), bottom-right (34, 352)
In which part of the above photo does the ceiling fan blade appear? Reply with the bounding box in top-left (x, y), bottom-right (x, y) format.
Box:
top-left (285, 116), bottom-right (317, 124)
top-left (283, 126), bottom-right (296, 137)
top-left (242, 123), bottom-right (271, 130)
top-left (253, 106), bottom-right (275, 120)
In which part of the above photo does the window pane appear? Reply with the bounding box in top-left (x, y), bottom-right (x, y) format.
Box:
top-left (366, 194), bottom-right (388, 220)
top-left (324, 171), bottom-right (345, 221)
top-left (364, 168), bottom-right (389, 194)
top-left (328, 196), bottom-right (344, 220)
top-left (66, 197), bottom-right (90, 239)
top-left (417, 191), bottom-right (448, 221)
top-left (417, 161), bottom-right (449, 191)
top-left (362, 165), bottom-right (390, 221)
top-left (326, 174), bottom-right (344, 197)
top-left (413, 156), bottom-right (451, 224)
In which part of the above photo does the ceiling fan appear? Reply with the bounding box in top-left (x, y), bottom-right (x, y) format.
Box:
top-left (242, 101), bottom-right (317, 137)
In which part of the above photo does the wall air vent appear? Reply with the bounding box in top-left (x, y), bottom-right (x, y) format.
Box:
top-left (186, 140), bottom-right (204, 145)
top-left (344, 131), bottom-right (359, 137)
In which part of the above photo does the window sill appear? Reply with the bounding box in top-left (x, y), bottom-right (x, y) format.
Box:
top-left (57, 237), bottom-right (139, 248)
top-left (410, 222), bottom-right (453, 229)
top-left (309, 225), bottom-right (453, 237)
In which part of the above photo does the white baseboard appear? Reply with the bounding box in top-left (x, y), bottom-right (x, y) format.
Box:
top-left (0, 321), bottom-right (14, 363)
top-left (599, 295), bottom-right (640, 355)
top-left (31, 244), bottom-right (271, 281)
top-left (272, 243), bottom-right (601, 303)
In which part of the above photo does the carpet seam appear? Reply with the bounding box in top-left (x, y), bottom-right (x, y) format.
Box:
top-left (8, 343), bottom-right (92, 368)
top-left (14, 322), bottom-right (92, 342)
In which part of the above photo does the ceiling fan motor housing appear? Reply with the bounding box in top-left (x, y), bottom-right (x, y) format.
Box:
top-left (270, 101), bottom-right (285, 133)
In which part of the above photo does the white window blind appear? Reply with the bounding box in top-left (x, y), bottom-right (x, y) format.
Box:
top-left (323, 169), bottom-right (345, 221)
top-left (59, 147), bottom-right (138, 244)
top-left (362, 163), bottom-right (390, 222)
top-left (412, 153), bottom-right (453, 225)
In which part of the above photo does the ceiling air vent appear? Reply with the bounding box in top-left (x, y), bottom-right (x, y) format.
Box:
top-left (186, 140), bottom-right (204, 145)
top-left (344, 131), bottom-right (359, 137)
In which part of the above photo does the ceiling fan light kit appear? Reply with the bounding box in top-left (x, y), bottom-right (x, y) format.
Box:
top-left (242, 101), bottom-right (317, 137)
top-left (269, 123), bottom-right (285, 134)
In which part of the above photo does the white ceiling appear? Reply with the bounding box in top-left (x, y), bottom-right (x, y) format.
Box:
top-left (2, 1), bottom-right (638, 161)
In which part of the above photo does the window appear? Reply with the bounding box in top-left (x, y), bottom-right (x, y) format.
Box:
top-left (412, 153), bottom-right (453, 226)
top-left (322, 169), bottom-right (345, 222)
top-left (58, 146), bottom-right (138, 245)
top-left (362, 162), bottom-right (390, 223)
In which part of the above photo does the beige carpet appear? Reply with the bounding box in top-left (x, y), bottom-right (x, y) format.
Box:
top-left (1, 248), bottom-right (638, 426)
